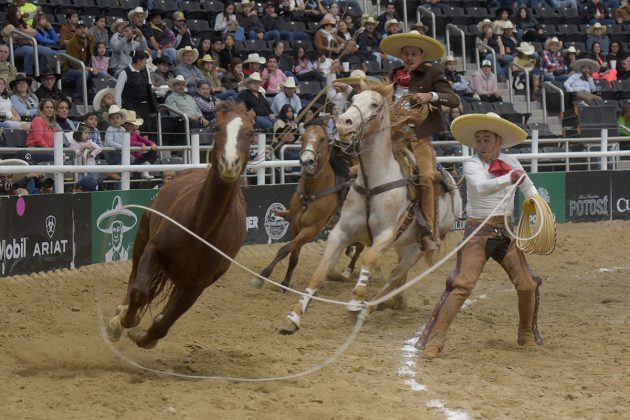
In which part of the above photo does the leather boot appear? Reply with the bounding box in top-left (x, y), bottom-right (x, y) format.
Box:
top-left (517, 290), bottom-right (537, 346)
top-left (422, 288), bottom-right (470, 358)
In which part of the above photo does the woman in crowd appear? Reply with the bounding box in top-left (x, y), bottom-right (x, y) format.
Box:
top-left (272, 104), bottom-right (300, 162)
top-left (476, 19), bottom-right (507, 81)
top-left (262, 55), bottom-right (287, 95)
top-left (223, 57), bottom-right (245, 91)
top-left (54, 99), bottom-right (76, 144)
top-left (10, 74), bottom-right (39, 120)
top-left (292, 45), bottom-right (326, 82)
top-left (32, 13), bottom-right (59, 48)
top-left (607, 40), bottom-right (624, 71)
top-left (89, 15), bottom-right (109, 45)
top-left (0, 77), bottom-right (26, 129)
top-left (115, 50), bottom-right (155, 123)
top-left (25, 98), bottom-right (56, 162)
top-left (197, 36), bottom-right (213, 58)
top-left (219, 33), bottom-right (239, 71)
top-left (214, 2), bottom-right (246, 42)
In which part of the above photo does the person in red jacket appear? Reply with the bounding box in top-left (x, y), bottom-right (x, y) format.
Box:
top-left (26, 98), bottom-right (56, 162)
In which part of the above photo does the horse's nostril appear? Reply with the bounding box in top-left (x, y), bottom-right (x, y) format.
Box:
top-left (345, 119), bottom-right (352, 125)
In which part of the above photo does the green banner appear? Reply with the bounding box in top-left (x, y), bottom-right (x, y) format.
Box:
top-left (518, 172), bottom-right (566, 224)
top-left (91, 190), bottom-right (159, 264)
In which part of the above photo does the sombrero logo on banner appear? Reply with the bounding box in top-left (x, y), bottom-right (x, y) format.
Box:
top-left (97, 196), bottom-right (138, 262)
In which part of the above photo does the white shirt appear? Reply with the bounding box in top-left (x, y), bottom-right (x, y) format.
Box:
top-left (464, 152), bottom-right (538, 218)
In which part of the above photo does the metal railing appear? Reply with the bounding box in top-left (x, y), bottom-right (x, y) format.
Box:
top-left (53, 52), bottom-right (88, 108)
top-left (508, 62), bottom-right (531, 114)
top-left (279, 144), bottom-right (301, 183)
top-left (8, 29), bottom-right (40, 78)
top-left (445, 24), bottom-right (466, 72)
top-left (541, 81), bottom-right (565, 125)
top-left (416, 6), bottom-right (436, 39)
top-left (157, 103), bottom-right (190, 162)
top-left (475, 43), bottom-right (497, 75)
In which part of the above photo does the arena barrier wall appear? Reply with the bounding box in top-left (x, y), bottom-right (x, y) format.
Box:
top-left (2, 171), bottom-right (629, 277)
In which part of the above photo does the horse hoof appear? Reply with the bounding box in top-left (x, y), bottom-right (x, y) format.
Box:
top-left (341, 267), bottom-right (354, 280)
top-left (250, 277), bottom-right (264, 289)
top-left (106, 317), bottom-right (123, 342)
top-left (346, 299), bottom-right (364, 313)
top-left (127, 328), bottom-right (158, 349)
top-left (278, 317), bottom-right (299, 335)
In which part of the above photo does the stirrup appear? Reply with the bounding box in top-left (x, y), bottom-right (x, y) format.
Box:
top-left (420, 235), bottom-right (437, 251)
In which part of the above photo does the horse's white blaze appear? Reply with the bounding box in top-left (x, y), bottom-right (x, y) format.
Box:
top-left (224, 117), bottom-right (243, 164)
top-left (300, 131), bottom-right (319, 164)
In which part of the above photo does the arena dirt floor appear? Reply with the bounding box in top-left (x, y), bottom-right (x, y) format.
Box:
top-left (1, 221), bottom-right (629, 419)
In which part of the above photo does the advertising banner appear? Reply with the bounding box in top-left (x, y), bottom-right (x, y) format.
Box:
top-left (610, 171), bottom-right (630, 220)
top-left (521, 172), bottom-right (567, 224)
top-left (565, 171), bottom-right (611, 222)
top-left (244, 185), bottom-right (295, 244)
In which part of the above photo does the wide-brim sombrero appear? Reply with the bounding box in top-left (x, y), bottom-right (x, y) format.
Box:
top-left (379, 31), bottom-right (445, 61)
top-left (93, 87), bottom-right (117, 112)
top-left (573, 58), bottom-right (600, 73)
top-left (97, 196), bottom-right (138, 233)
top-left (334, 69), bottom-right (367, 85)
top-left (450, 112), bottom-right (527, 148)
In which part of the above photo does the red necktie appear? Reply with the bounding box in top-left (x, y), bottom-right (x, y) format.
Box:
top-left (488, 159), bottom-right (512, 177)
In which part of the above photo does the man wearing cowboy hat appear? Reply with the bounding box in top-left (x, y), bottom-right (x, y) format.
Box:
top-left (171, 11), bottom-right (193, 49)
top-left (541, 37), bottom-right (569, 82)
top-left (243, 53), bottom-right (266, 77)
top-left (236, 72), bottom-right (275, 130)
top-left (357, 16), bottom-right (384, 65)
top-left (173, 46), bottom-right (206, 88)
top-left (442, 55), bottom-right (470, 99)
top-left (563, 59), bottom-right (603, 105)
top-left (34, 68), bottom-right (63, 101)
top-left (271, 77), bottom-right (302, 116)
top-left (150, 56), bottom-right (175, 89)
top-left (110, 19), bottom-right (148, 77)
top-left (586, 22), bottom-right (610, 54)
top-left (164, 75), bottom-right (210, 128)
top-left (418, 112), bottom-right (544, 359)
top-left (376, 1), bottom-right (400, 35)
top-left (380, 31), bottom-right (460, 251)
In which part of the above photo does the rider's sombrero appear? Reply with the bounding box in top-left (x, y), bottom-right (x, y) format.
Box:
top-left (334, 69), bottom-right (367, 85)
top-left (379, 30), bottom-right (445, 61)
top-left (97, 196), bottom-right (138, 234)
top-left (450, 112), bottom-right (528, 148)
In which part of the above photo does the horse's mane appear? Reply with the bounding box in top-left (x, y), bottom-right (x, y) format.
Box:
top-left (215, 101), bottom-right (249, 116)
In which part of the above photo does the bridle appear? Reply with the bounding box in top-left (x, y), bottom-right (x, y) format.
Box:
top-left (333, 98), bottom-right (385, 154)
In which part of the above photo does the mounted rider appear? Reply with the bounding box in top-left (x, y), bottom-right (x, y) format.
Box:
top-left (380, 31), bottom-right (461, 251)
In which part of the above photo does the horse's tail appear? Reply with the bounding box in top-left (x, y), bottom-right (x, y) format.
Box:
top-left (138, 271), bottom-right (173, 318)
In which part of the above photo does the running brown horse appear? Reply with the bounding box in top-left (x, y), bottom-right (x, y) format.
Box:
top-left (106, 102), bottom-right (255, 348)
top-left (250, 119), bottom-right (363, 290)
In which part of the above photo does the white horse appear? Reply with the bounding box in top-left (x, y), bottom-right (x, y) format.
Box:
top-left (278, 83), bottom-right (463, 334)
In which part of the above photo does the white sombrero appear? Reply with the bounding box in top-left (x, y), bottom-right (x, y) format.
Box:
top-left (244, 53), bottom-right (266, 65)
top-left (384, 18), bottom-right (401, 32)
top-left (167, 74), bottom-right (187, 88)
top-left (124, 109), bottom-right (144, 127)
top-left (544, 37), bottom-right (562, 49)
top-left (450, 112), bottom-right (527, 148)
top-left (127, 6), bottom-right (148, 21)
top-left (0, 158), bottom-right (29, 181)
top-left (104, 105), bottom-right (127, 123)
top-left (111, 19), bottom-right (130, 33)
top-left (334, 69), bottom-right (366, 85)
top-left (279, 77), bottom-right (299, 92)
top-left (93, 87), bottom-right (117, 112)
top-left (573, 58), bottom-right (600, 73)
top-left (176, 45), bottom-right (199, 63)
top-left (380, 30), bottom-right (445, 61)
top-left (477, 19), bottom-right (495, 33)
top-left (516, 42), bottom-right (536, 55)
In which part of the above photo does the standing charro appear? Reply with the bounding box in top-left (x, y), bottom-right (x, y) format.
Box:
top-left (380, 31), bottom-right (460, 251)
top-left (417, 112), bottom-right (544, 359)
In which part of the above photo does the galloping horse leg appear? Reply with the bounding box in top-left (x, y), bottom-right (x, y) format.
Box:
top-left (341, 243), bottom-right (365, 280)
top-left (371, 244), bottom-right (423, 313)
top-left (347, 231), bottom-right (397, 312)
top-left (250, 225), bottom-right (319, 289)
top-left (106, 243), bottom-right (159, 342)
top-left (278, 228), bottom-right (353, 334)
top-left (281, 247), bottom-right (302, 289)
top-left (128, 285), bottom-right (205, 349)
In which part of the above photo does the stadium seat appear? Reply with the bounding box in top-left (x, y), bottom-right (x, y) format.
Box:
top-left (535, 7), bottom-right (561, 25)
top-left (558, 7), bottom-right (583, 25)
top-left (471, 101), bottom-right (493, 113)
top-left (528, 122), bottom-right (559, 138)
top-left (179, 0), bottom-right (202, 11)
top-left (187, 20), bottom-right (211, 33)
top-left (201, 0), bottom-right (224, 14)
top-left (556, 24), bottom-right (582, 43)
top-left (277, 21), bottom-right (306, 33)
top-left (363, 60), bottom-right (382, 75)
top-left (298, 81), bottom-right (322, 99)
top-left (292, 39), bottom-right (313, 51)
top-left (1, 129), bottom-right (27, 147)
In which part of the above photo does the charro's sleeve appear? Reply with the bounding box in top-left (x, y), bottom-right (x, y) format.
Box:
top-left (431, 71), bottom-right (460, 108)
top-left (464, 159), bottom-right (512, 196)
top-left (505, 155), bottom-right (538, 199)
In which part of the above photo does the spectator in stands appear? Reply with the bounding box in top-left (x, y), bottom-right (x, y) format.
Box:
top-left (377, 1), bottom-right (399, 35)
top-left (223, 58), bottom-right (245, 91)
top-left (237, 72), bottom-right (276, 129)
top-left (582, 0), bottom-right (615, 24)
top-left (618, 54), bottom-right (630, 80)
top-left (34, 70), bottom-right (63, 102)
top-left (0, 77), bottom-right (26, 129)
top-left (493, 7), bottom-right (513, 36)
top-left (173, 46), bottom-right (206, 89)
top-left (74, 175), bottom-right (100, 192)
top-left (476, 19), bottom-right (507, 81)
top-left (115, 50), bottom-right (156, 122)
top-left (219, 34), bottom-right (239, 73)
top-left (323, 2), bottom-right (341, 23)
top-left (2, 5), bottom-right (54, 76)
top-left (293, 46), bottom-right (326, 82)
top-left (314, 17), bottom-right (343, 57)
top-left (607, 41), bottom-right (624, 71)
top-left (541, 37), bottom-right (569, 82)
top-left (63, 20), bottom-right (101, 103)
top-left (614, 0), bottom-right (630, 23)
top-left (25, 99), bottom-right (55, 159)
top-left (294, 0), bottom-right (326, 21)
top-left (197, 37), bottom-right (213, 58)
top-left (171, 11), bottom-right (193, 49)
top-left (442, 56), bottom-right (470, 99)
top-left (262, 2), bottom-right (311, 42)
top-left (586, 23), bottom-right (611, 54)
top-left (193, 80), bottom-right (218, 122)
top-left (124, 110), bottom-right (158, 179)
top-left (70, 126), bottom-right (101, 167)
top-left (271, 77), bottom-right (302, 115)
top-left (514, 7), bottom-right (539, 41)
top-left (356, 17), bottom-right (383, 65)
top-left (238, 0), bottom-right (273, 41)
top-left (58, 8), bottom-right (79, 48)
top-left (273, 41), bottom-right (295, 77)
top-left (514, 42), bottom-right (542, 99)
top-left (164, 75), bottom-right (210, 128)
top-left (147, 10), bottom-right (177, 64)
top-left (383, 18), bottom-right (402, 38)
top-left (84, 112), bottom-right (102, 146)
top-left (564, 59), bottom-right (603, 104)
top-left (151, 56), bottom-right (174, 89)
top-left (500, 21), bottom-right (519, 64)
top-left (129, 7), bottom-right (158, 55)
top-left (15, 0), bottom-right (41, 27)
top-left (93, 87), bottom-right (116, 114)
top-left (55, 99), bottom-right (77, 145)
top-left (564, 45), bottom-right (579, 70)
top-left (10, 74), bottom-right (38, 120)
top-left (243, 53), bottom-right (266, 76)
top-left (92, 43), bottom-right (112, 81)
top-left (104, 104), bottom-right (128, 168)
top-left (0, 45), bottom-right (17, 87)
top-left (198, 54), bottom-right (237, 101)
top-left (618, 106), bottom-right (630, 136)
top-left (272, 104), bottom-right (299, 159)
top-left (262, 55), bottom-right (288, 95)
top-left (214, 2), bottom-right (246, 42)
top-left (110, 19), bottom-right (148, 77)
top-left (471, 60), bottom-right (502, 102)
top-left (33, 13), bottom-right (59, 48)
top-left (89, 16), bottom-right (109, 46)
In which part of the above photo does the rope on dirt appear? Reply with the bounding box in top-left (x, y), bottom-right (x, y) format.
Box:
top-left (94, 281), bottom-right (367, 382)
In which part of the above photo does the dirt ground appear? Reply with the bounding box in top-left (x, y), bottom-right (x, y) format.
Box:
top-left (1, 221), bottom-right (629, 419)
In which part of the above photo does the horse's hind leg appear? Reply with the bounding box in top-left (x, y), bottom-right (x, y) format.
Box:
top-left (341, 243), bottom-right (365, 280)
top-left (106, 244), bottom-right (160, 342)
top-left (371, 244), bottom-right (423, 313)
top-left (128, 285), bottom-right (204, 349)
top-left (281, 247), bottom-right (302, 288)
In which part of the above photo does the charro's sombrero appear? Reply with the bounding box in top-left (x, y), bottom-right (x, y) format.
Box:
top-left (334, 69), bottom-right (367, 85)
top-left (176, 45), bottom-right (199, 63)
top-left (0, 158), bottom-right (30, 182)
top-left (97, 196), bottom-right (138, 234)
top-left (93, 87), bottom-right (116, 112)
top-left (587, 22), bottom-right (607, 34)
top-left (450, 112), bottom-right (527, 148)
top-left (573, 58), bottom-right (600, 73)
top-left (380, 30), bottom-right (445, 61)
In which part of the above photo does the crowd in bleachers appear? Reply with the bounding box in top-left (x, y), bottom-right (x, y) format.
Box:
top-left (1, 0), bottom-right (630, 193)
